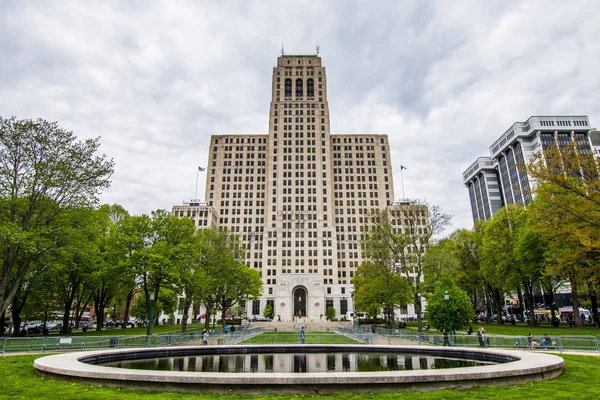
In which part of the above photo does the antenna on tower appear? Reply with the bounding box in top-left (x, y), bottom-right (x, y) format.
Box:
top-left (281, 39), bottom-right (285, 56)
top-left (316, 45), bottom-right (320, 55)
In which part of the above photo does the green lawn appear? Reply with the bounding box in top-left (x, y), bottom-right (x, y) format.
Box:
top-left (240, 332), bottom-right (361, 344)
top-left (0, 353), bottom-right (598, 399)
top-left (69, 323), bottom-right (209, 337)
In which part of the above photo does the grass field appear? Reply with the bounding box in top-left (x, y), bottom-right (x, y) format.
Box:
top-left (240, 331), bottom-right (361, 344)
top-left (0, 352), bottom-right (598, 400)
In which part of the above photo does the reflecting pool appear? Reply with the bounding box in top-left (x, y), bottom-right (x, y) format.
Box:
top-left (102, 351), bottom-right (493, 373)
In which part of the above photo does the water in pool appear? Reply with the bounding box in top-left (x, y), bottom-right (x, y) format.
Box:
top-left (102, 352), bottom-right (493, 373)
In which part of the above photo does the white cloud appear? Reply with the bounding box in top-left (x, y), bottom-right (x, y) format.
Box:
top-left (1, 0), bottom-right (599, 234)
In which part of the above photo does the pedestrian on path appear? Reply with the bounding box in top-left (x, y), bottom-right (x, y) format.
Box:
top-left (300, 326), bottom-right (305, 344)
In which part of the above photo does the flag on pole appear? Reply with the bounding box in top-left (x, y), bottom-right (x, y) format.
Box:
top-left (400, 165), bottom-right (407, 170)
top-left (198, 166), bottom-right (206, 171)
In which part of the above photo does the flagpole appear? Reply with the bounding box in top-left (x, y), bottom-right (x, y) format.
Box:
top-left (400, 167), bottom-right (405, 199)
top-left (194, 168), bottom-right (200, 199)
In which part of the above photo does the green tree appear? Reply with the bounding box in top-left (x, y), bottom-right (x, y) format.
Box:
top-left (425, 278), bottom-right (475, 333)
top-left (91, 204), bottom-right (130, 331)
top-left (360, 202), bottom-right (451, 331)
top-left (448, 225), bottom-right (485, 313)
top-left (0, 116), bottom-right (114, 317)
top-left (115, 213), bottom-right (151, 329)
top-left (184, 228), bottom-right (262, 331)
top-left (264, 303), bottom-right (274, 320)
top-left (325, 306), bottom-right (336, 321)
top-left (134, 210), bottom-right (196, 334)
top-left (352, 261), bottom-right (411, 327)
top-left (422, 238), bottom-right (459, 295)
top-left (527, 142), bottom-right (600, 327)
top-left (47, 207), bottom-right (102, 333)
top-left (481, 206), bottom-right (524, 324)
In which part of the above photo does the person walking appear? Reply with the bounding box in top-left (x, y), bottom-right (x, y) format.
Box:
top-left (300, 326), bottom-right (305, 344)
top-left (443, 329), bottom-right (450, 346)
top-left (202, 329), bottom-right (208, 345)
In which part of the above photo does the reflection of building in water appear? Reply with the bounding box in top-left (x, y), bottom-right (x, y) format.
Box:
top-left (136, 353), bottom-right (461, 373)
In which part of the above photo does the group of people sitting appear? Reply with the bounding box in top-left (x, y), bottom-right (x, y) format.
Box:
top-left (527, 333), bottom-right (555, 348)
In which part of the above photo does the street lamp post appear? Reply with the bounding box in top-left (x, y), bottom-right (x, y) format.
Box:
top-left (70, 302), bottom-right (77, 333)
top-left (212, 303), bottom-right (217, 331)
top-left (146, 293), bottom-right (155, 337)
top-left (444, 291), bottom-right (453, 341)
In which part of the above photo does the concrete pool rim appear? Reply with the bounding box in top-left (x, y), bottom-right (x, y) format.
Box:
top-left (34, 344), bottom-right (564, 394)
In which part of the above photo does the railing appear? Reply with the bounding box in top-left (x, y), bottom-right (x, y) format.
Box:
top-left (2, 326), bottom-right (598, 355)
top-left (359, 326), bottom-right (600, 354)
top-left (0, 328), bottom-right (208, 355)
top-left (337, 327), bottom-right (376, 344)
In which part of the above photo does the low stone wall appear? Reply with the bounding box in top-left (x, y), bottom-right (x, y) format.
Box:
top-left (34, 344), bottom-right (564, 395)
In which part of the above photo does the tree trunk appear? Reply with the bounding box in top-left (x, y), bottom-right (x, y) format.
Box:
top-left (42, 301), bottom-right (49, 333)
top-left (414, 293), bottom-right (422, 332)
top-left (181, 295), bottom-right (193, 333)
top-left (516, 286), bottom-right (525, 322)
top-left (589, 284), bottom-right (599, 329)
top-left (522, 280), bottom-right (536, 326)
top-left (543, 282), bottom-right (558, 326)
top-left (483, 290), bottom-right (492, 321)
top-left (95, 307), bottom-right (105, 331)
top-left (121, 289), bottom-right (135, 330)
top-left (0, 310), bottom-right (5, 336)
top-left (11, 294), bottom-right (24, 337)
top-left (94, 287), bottom-right (113, 331)
top-left (205, 309), bottom-right (211, 331)
top-left (11, 287), bottom-right (30, 337)
top-left (571, 277), bottom-right (582, 328)
top-left (61, 300), bottom-right (72, 334)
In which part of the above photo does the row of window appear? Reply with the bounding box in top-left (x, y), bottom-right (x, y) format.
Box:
top-left (332, 137), bottom-right (383, 144)
top-left (213, 137), bottom-right (267, 144)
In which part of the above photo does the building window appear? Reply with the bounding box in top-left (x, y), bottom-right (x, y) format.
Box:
top-left (340, 299), bottom-right (348, 315)
top-left (307, 78), bottom-right (314, 97)
top-left (296, 78), bottom-right (303, 97)
top-left (284, 78), bottom-right (292, 97)
top-left (252, 300), bottom-right (261, 316)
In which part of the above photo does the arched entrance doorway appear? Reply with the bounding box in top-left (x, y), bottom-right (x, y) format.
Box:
top-left (293, 286), bottom-right (307, 318)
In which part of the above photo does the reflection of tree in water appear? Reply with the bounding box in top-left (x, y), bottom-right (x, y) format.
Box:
top-left (342, 354), bottom-right (351, 372)
top-left (293, 354), bottom-right (307, 373)
top-left (201, 356), bottom-right (214, 372)
top-left (174, 357), bottom-right (184, 371)
top-left (250, 354), bottom-right (259, 372)
top-left (356, 354), bottom-right (387, 372)
top-left (263, 354), bottom-right (274, 372)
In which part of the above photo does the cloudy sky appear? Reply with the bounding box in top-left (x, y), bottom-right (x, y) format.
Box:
top-left (2, 0), bottom-right (599, 234)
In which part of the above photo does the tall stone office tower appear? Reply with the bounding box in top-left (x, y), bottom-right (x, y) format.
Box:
top-left (173, 54), bottom-right (425, 321)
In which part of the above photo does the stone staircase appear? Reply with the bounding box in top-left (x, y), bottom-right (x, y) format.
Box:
top-left (246, 319), bottom-right (354, 332)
